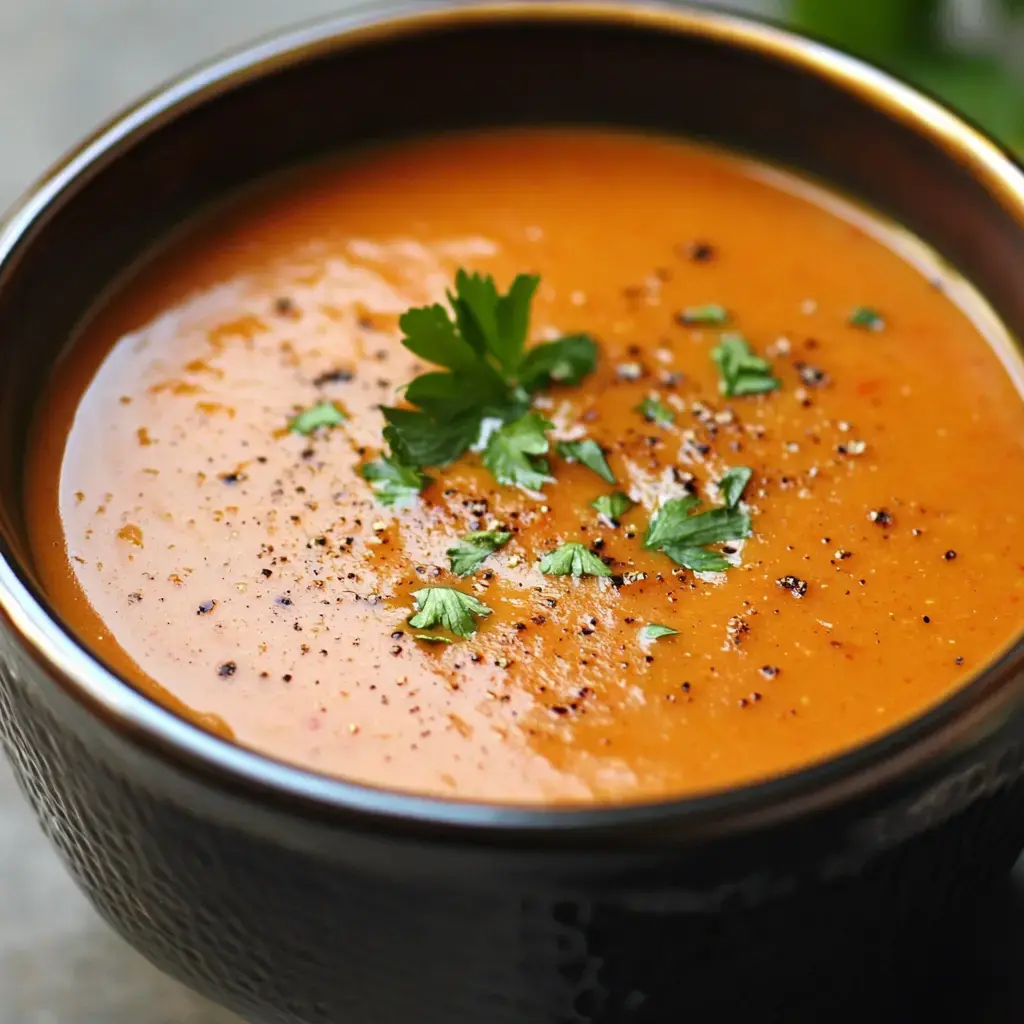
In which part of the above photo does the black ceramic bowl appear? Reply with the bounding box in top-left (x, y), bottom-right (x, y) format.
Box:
top-left (2, 3), bottom-right (1024, 1022)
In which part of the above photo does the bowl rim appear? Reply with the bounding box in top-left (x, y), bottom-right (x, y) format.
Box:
top-left (2, 0), bottom-right (1024, 840)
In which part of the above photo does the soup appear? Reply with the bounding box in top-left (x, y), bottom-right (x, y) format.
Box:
top-left (26, 130), bottom-right (1024, 804)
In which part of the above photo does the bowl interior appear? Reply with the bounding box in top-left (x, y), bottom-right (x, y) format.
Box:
top-left (1, 0), bottom-right (1023, 826)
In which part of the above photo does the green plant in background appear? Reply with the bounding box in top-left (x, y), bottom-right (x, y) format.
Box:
top-left (789, 0), bottom-right (1024, 153)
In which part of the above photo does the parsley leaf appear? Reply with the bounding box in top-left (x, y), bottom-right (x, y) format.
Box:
top-left (710, 333), bottom-right (780, 398)
top-left (517, 334), bottom-right (599, 390)
top-left (660, 545), bottom-right (731, 572)
top-left (678, 304), bottom-right (730, 326)
top-left (849, 306), bottom-right (885, 332)
top-left (447, 530), bottom-right (512, 576)
top-left (539, 542), bottom-right (612, 577)
top-left (408, 586), bottom-right (492, 638)
top-left (360, 454), bottom-right (431, 507)
top-left (556, 439), bottom-right (615, 484)
top-left (371, 271), bottom-right (598, 494)
top-left (644, 496), bottom-right (750, 570)
top-left (592, 491), bottom-right (635, 522)
top-left (718, 466), bottom-right (753, 508)
top-left (381, 407), bottom-right (481, 468)
top-left (414, 633), bottom-right (453, 645)
top-left (635, 396), bottom-right (676, 425)
top-left (640, 623), bottom-right (679, 640)
top-left (289, 400), bottom-right (346, 435)
top-left (483, 412), bottom-right (553, 491)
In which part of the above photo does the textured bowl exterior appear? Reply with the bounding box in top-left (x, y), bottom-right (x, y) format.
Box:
top-left (3, 628), bottom-right (1024, 1023)
top-left (2, 4), bottom-right (1024, 1023)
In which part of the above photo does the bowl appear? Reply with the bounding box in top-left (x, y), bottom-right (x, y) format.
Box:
top-left (2, 2), bottom-right (1024, 1021)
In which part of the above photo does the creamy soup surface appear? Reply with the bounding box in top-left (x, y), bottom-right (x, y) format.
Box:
top-left (27, 129), bottom-right (1024, 804)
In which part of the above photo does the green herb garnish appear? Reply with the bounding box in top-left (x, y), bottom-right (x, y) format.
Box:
top-left (710, 333), bottom-right (780, 398)
top-left (447, 530), bottom-right (512, 577)
top-left (408, 586), bottom-right (492, 638)
top-left (556, 439), bottom-right (616, 484)
top-left (678, 304), bottom-right (730, 326)
top-left (483, 412), bottom-right (554, 491)
top-left (374, 271), bottom-right (596, 496)
top-left (640, 623), bottom-right (679, 641)
top-left (592, 491), bottom-right (635, 522)
top-left (848, 306), bottom-right (885, 332)
top-left (360, 455), bottom-right (432, 508)
top-left (289, 400), bottom-right (346, 435)
top-left (414, 633), bottom-right (454, 645)
top-left (539, 542), bottom-right (612, 578)
top-left (718, 466), bottom-right (753, 508)
top-left (635, 396), bottom-right (676, 426)
top-left (644, 495), bottom-right (751, 571)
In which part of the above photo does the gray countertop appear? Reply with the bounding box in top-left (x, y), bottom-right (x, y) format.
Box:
top-left (0, 1), bottom-right (773, 1021)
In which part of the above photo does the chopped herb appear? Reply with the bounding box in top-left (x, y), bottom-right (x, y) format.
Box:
top-left (641, 623), bottom-right (679, 640)
top-left (539, 542), bottom-right (612, 578)
top-left (556, 439), bottom-right (615, 484)
top-left (374, 270), bottom-right (597, 482)
top-left (447, 530), bottom-right (512, 576)
top-left (718, 466), bottom-right (753, 508)
top-left (381, 406), bottom-right (481, 468)
top-left (517, 334), bottom-right (598, 390)
top-left (711, 334), bottom-right (780, 398)
top-left (677, 304), bottom-right (730, 326)
top-left (413, 633), bottom-right (454, 645)
top-left (849, 306), bottom-right (885, 331)
top-left (644, 495), bottom-right (750, 571)
top-left (635, 396), bottom-right (676, 426)
top-left (360, 454), bottom-right (431, 507)
top-left (289, 400), bottom-right (346, 435)
top-left (483, 412), bottom-right (554, 491)
top-left (660, 545), bottom-right (732, 572)
top-left (592, 491), bottom-right (635, 521)
top-left (408, 586), bottom-right (492, 638)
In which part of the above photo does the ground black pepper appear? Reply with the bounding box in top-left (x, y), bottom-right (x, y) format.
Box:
top-left (776, 575), bottom-right (809, 599)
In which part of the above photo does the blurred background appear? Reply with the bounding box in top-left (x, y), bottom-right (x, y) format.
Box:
top-left (1, 1), bottom-right (1023, 1022)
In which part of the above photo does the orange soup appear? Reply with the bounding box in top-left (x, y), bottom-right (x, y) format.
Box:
top-left (26, 130), bottom-right (1024, 804)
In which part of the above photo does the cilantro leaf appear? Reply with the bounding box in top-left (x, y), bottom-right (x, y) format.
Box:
top-left (710, 333), bottom-right (780, 398)
top-left (518, 334), bottom-right (598, 390)
top-left (592, 491), bottom-right (635, 521)
top-left (640, 623), bottom-right (679, 640)
top-left (495, 273), bottom-right (540, 371)
top-left (382, 407), bottom-right (481, 468)
top-left (408, 586), bottom-right (492, 637)
top-left (289, 400), bottom-right (346, 435)
top-left (360, 454), bottom-right (431, 507)
top-left (539, 542), bottom-right (612, 577)
top-left (447, 530), bottom-right (512, 576)
top-left (635, 396), bottom-right (676, 426)
top-left (483, 413), bottom-right (553, 491)
top-left (718, 466), bottom-right (753, 508)
top-left (678, 304), bottom-right (730, 326)
top-left (849, 306), bottom-right (885, 331)
top-left (414, 633), bottom-right (453, 645)
top-left (644, 496), bottom-right (750, 570)
top-left (556, 439), bottom-right (616, 484)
